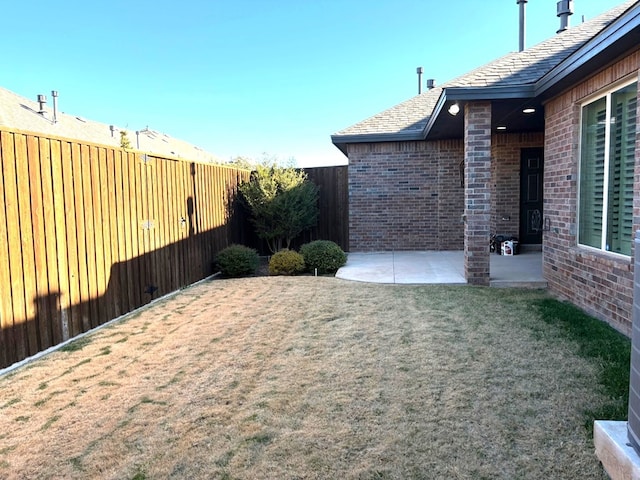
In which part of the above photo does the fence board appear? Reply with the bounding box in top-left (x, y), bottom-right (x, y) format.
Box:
top-left (2, 132), bottom-right (28, 361)
top-left (113, 149), bottom-right (130, 314)
top-left (79, 143), bottom-right (97, 332)
top-left (0, 132), bottom-right (15, 366)
top-left (132, 152), bottom-right (145, 305)
top-left (105, 149), bottom-right (122, 318)
top-left (144, 157), bottom-right (159, 297)
top-left (155, 158), bottom-right (169, 296)
top-left (180, 161), bottom-right (192, 285)
top-left (27, 134), bottom-right (52, 351)
top-left (89, 145), bottom-right (107, 328)
top-left (14, 134), bottom-right (39, 356)
top-left (50, 140), bottom-right (70, 341)
top-left (39, 137), bottom-right (63, 346)
top-left (136, 159), bottom-right (153, 303)
top-left (121, 151), bottom-right (138, 310)
top-left (97, 147), bottom-right (113, 322)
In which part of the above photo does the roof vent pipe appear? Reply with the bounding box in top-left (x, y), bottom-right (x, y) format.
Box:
top-left (557, 0), bottom-right (573, 33)
top-left (426, 79), bottom-right (436, 90)
top-left (51, 90), bottom-right (58, 124)
top-left (37, 94), bottom-right (46, 115)
top-left (416, 67), bottom-right (423, 94)
top-left (517, 0), bottom-right (527, 52)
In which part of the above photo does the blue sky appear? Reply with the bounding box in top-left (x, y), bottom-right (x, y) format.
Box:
top-left (1, 0), bottom-right (626, 167)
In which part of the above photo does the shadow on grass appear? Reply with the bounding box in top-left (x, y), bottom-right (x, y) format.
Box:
top-left (533, 298), bottom-right (631, 432)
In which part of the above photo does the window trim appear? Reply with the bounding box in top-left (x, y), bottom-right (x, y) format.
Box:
top-left (577, 75), bottom-right (638, 258)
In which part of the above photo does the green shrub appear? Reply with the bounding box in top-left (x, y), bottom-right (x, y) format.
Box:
top-left (300, 240), bottom-right (346, 274)
top-left (215, 244), bottom-right (259, 277)
top-left (239, 162), bottom-right (319, 253)
top-left (268, 249), bottom-right (305, 276)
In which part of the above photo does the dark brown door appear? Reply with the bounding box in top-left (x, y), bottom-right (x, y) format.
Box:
top-left (519, 148), bottom-right (544, 245)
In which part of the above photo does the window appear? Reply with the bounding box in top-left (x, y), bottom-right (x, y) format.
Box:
top-left (578, 80), bottom-right (637, 256)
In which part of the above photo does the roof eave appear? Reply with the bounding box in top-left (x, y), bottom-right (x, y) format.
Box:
top-left (444, 84), bottom-right (536, 101)
top-left (535, 3), bottom-right (640, 96)
top-left (331, 130), bottom-right (427, 154)
top-left (421, 86), bottom-right (536, 140)
top-left (331, 84), bottom-right (538, 148)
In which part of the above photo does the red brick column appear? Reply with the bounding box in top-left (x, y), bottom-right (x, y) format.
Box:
top-left (464, 102), bottom-right (492, 285)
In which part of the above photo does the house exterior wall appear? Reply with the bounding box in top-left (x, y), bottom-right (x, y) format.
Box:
top-left (544, 49), bottom-right (640, 335)
top-left (346, 133), bottom-right (545, 254)
top-left (346, 140), bottom-right (464, 251)
top-left (491, 133), bottom-right (545, 239)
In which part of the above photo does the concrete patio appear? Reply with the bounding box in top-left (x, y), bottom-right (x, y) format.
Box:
top-left (336, 250), bottom-right (545, 288)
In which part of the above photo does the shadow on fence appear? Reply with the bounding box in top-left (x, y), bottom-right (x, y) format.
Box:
top-left (3, 202), bottom-right (250, 371)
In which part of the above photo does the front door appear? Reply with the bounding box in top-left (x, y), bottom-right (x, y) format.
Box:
top-left (519, 148), bottom-right (544, 245)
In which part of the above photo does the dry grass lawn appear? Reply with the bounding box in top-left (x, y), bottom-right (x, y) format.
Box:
top-left (0, 276), bottom-right (611, 479)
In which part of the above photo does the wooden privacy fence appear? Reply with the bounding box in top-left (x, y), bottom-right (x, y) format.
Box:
top-left (299, 166), bottom-right (349, 251)
top-left (0, 128), bottom-right (250, 369)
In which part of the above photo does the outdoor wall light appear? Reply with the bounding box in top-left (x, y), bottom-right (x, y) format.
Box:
top-left (448, 103), bottom-right (460, 116)
top-left (497, 125), bottom-right (507, 130)
top-left (522, 107), bottom-right (536, 114)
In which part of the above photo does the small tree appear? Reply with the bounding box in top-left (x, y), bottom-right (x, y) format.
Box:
top-left (120, 131), bottom-right (131, 149)
top-left (227, 156), bottom-right (255, 170)
top-left (239, 162), bottom-right (319, 253)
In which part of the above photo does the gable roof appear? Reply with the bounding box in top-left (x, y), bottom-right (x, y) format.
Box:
top-left (0, 86), bottom-right (221, 164)
top-left (332, 0), bottom-right (639, 152)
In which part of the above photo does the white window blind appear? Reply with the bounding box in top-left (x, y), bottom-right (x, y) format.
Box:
top-left (579, 81), bottom-right (637, 256)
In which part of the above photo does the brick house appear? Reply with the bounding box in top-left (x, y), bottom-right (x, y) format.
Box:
top-left (331, 0), bottom-right (640, 335)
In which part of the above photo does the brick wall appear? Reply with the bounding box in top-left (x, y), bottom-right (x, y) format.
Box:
top-left (345, 132), bottom-right (545, 255)
top-left (464, 102), bottom-right (492, 285)
top-left (544, 50), bottom-right (640, 335)
top-left (346, 140), bottom-right (464, 251)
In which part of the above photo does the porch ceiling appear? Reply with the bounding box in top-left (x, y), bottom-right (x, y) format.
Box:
top-left (427, 98), bottom-right (545, 140)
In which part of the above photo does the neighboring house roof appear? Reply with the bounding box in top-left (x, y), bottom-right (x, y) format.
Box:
top-left (332, 0), bottom-right (639, 151)
top-left (0, 86), bottom-right (221, 164)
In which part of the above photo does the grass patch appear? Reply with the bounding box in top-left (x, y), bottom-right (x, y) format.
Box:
top-left (127, 396), bottom-right (168, 414)
top-left (41, 415), bottom-right (61, 431)
top-left (0, 446), bottom-right (17, 455)
top-left (156, 370), bottom-right (185, 390)
top-left (98, 381), bottom-right (120, 387)
top-left (69, 456), bottom-right (83, 471)
top-left (60, 358), bottom-right (92, 376)
top-left (99, 346), bottom-right (112, 356)
top-left (534, 298), bottom-right (631, 429)
top-left (1, 398), bottom-right (20, 409)
top-left (34, 390), bottom-right (67, 407)
top-left (59, 337), bottom-right (92, 352)
top-left (244, 432), bottom-right (273, 445)
top-left (130, 465), bottom-right (148, 480)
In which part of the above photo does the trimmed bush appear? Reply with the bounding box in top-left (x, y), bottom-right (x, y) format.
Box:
top-left (215, 244), bottom-right (259, 277)
top-left (238, 162), bottom-right (319, 253)
top-left (268, 249), bottom-right (305, 276)
top-left (300, 240), bottom-right (347, 274)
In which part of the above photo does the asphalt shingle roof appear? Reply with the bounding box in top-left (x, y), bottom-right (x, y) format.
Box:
top-left (333, 0), bottom-right (637, 139)
top-left (0, 86), bottom-right (221, 164)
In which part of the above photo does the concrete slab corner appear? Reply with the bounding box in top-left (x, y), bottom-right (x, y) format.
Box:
top-left (594, 420), bottom-right (640, 480)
